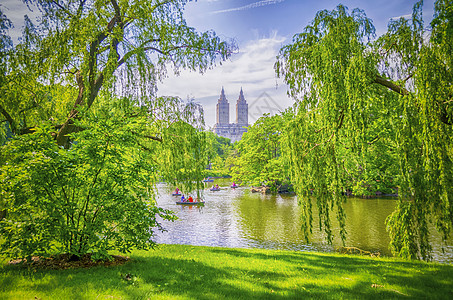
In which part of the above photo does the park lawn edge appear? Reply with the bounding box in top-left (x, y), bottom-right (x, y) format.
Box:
top-left (1, 243), bottom-right (452, 299)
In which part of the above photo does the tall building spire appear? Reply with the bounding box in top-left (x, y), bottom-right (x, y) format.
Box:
top-left (216, 87), bottom-right (229, 124)
top-left (213, 87), bottom-right (248, 143)
top-left (238, 87), bottom-right (245, 102)
top-left (236, 88), bottom-right (248, 126)
top-left (219, 86), bottom-right (227, 103)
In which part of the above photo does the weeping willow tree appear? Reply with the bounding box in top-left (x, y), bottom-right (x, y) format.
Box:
top-left (0, 0), bottom-right (234, 144)
top-left (0, 0), bottom-right (235, 260)
top-left (0, 0), bottom-right (235, 193)
top-left (276, 0), bottom-right (452, 259)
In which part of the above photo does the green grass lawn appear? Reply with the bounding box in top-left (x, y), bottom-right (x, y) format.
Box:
top-left (1, 244), bottom-right (452, 299)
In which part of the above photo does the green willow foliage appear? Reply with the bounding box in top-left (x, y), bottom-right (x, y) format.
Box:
top-left (156, 98), bottom-right (209, 198)
top-left (0, 0), bottom-right (235, 146)
top-left (276, 1), bottom-right (453, 259)
top-left (0, 0), bottom-right (235, 260)
top-left (0, 94), bottom-right (211, 260)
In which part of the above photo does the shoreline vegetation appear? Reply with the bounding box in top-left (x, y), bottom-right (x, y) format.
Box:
top-left (1, 244), bottom-right (452, 299)
top-left (249, 184), bottom-right (398, 198)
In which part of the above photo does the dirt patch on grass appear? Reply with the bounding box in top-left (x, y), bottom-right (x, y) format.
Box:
top-left (8, 253), bottom-right (130, 270)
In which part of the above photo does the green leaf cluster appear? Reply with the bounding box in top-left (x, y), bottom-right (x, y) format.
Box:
top-left (0, 93), bottom-right (214, 260)
top-left (275, 1), bottom-right (453, 259)
top-left (233, 113), bottom-right (293, 192)
top-left (0, 119), bottom-right (173, 260)
top-left (204, 131), bottom-right (234, 177)
top-left (0, 0), bottom-right (235, 260)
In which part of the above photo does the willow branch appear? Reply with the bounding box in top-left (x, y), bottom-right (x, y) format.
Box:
top-left (131, 130), bottom-right (163, 142)
top-left (337, 110), bottom-right (345, 129)
top-left (403, 73), bottom-right (413, 82)
top-left (50, 0), bottom-right (74, 17)
top-left (110, 0), bottom-right (122, 21)
top-left (151, 0), bottom-right (174, 11)
top-left (77, 0), bottom-right (86, 16)
top-left (116, 39), bottom-right (161, 67)
top-left (374, 75), bottom-right (409, 96)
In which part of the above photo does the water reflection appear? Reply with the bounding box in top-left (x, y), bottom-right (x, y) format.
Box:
top-left (154, 180), bottom-right (453, 263)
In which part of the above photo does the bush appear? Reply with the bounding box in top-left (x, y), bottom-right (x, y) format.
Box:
top-left (0, 121), bottom-right (175, 261)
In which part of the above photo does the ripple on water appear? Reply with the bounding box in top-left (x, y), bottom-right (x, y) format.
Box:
top-left (154, 182), bottom-right (453, 263)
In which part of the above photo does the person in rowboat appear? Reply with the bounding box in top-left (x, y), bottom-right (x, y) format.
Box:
top-left (188, 196), bottom-right (194, 202)
top-left (180, 194), bottom-right (186, 202)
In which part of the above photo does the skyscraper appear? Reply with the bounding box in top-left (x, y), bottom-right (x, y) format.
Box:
top-left (236, 87), bottom-right (248, 126)
top-left (216, 87), bottom-right (229, 125)
top-left (213, 87), bottom-right (249, 143)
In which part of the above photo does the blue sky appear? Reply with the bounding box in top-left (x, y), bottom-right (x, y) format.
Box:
top-left (160, 0), bottom-right (435, 127)
top-left (1, 0), bottom-right (436, 127)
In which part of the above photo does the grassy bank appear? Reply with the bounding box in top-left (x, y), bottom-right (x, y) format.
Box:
top-left (1, 244), bottom-right (452, 299)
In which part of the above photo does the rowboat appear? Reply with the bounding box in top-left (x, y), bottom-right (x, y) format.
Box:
top-left (203, 179), bottom-right (214, 182)
top-left (176, 201), bottom-right (205, 205)
top-left (172, 193), bottom-right (181, 196)
top-left (231, 185), bottom-right (238, 188)
top-left (210, 188), bottom-right (220, 191)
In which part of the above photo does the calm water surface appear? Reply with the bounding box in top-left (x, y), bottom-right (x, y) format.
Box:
top-left (154, 179), bottom-right (453, 263)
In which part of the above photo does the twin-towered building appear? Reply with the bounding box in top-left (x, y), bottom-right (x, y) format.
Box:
top-left (213, 87), bottom-right (249, 143)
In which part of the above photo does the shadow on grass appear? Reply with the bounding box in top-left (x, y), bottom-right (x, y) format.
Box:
top-left (206, 247), bottom-right (453, 298)
top-left (1, 246), bottom-right (453, 299)
top-left (1, 256), bottom-right (288, 299)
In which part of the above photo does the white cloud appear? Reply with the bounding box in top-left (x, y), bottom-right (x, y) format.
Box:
top-left (389, 14), bottom-right (412, 20)
top-left (1, 0), bottom-right (40, 43)
top-left (157, 32), bottom-right (293, 127)
top-left (212, 0), bottom-right (285, 15)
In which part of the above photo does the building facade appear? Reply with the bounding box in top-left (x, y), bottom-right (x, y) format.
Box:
top-left (213, 87), bottom-right (249, 143)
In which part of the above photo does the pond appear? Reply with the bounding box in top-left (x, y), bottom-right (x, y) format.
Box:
top-left (154, 179), bottom-right (453, 263)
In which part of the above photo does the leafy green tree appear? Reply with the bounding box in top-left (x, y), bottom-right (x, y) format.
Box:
top-left (276, 1), bottom-right (453, 259)
top-left (334, 94), bottom-right (401, 197)
top-left (0, 119), bottom-right (172, 260)
top-left (0, 0), bottom-right (235, 260)
top-left (0, 0), bottom-right (235, 146)
top-left (0, 93), bottom-right (212, 260)
top-left (204, 131), bottom-right (233, 177)
top-left (206, 132), bottom-right (232, 158)
top-left (233, 113), bottom-right (292, 192)
top-left (222, 146), bottom-right (238, 175)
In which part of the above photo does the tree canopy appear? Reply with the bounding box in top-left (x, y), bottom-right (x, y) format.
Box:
top-left (276, 0), bottom-right (452, 259)
top-left (232, 113), bottom-right (293, 192)
top-left (0, 0), bottom-right (235, 260)
top-left (204, 131), bottom-right (234, 177)
top-left (0, 0), bottom-right (235, 146)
